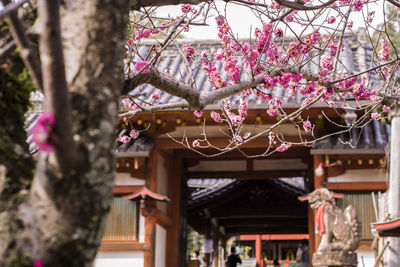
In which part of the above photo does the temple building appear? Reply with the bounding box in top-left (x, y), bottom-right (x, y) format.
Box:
top-left (27, 37), bottom-right (389, 267)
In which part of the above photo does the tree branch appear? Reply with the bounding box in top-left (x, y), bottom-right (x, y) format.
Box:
top-left (119, 100), bottom-right (189, 117)
top-left (0, 0), bottom-right (42, 91)
top-left (136, 0), bottom-right (336, 10)
top-left (123, 70), bottom-right (201, 108)
top-left (387, 0), bottom-right (400, 8)
top-left (38, 0), bottom-right (75, 170)
top-left (274, 0), bottom-right (337, 11)
top-left (0, 0), bottom-right (29, 20)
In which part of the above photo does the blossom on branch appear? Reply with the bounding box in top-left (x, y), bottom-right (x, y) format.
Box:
top-left (30, 112), bottom-right (55, 152)
top-left (135, 61), bottom-right (150, 74)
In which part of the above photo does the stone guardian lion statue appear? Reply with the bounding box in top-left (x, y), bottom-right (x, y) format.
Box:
top-left (299, 188), bottom-right (361, 252)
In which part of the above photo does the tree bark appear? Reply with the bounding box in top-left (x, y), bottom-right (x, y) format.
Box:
top-left (0, 0), bottom-right (131, 266)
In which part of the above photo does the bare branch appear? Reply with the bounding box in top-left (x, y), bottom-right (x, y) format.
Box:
top-left (387, 0), bottom-right (400, 8)
top-left (1, 0), bottom-right (43, 91)
top-left (274, 0), bottom-right (337, 11)
top-left (123, 70), bottom-right (201, 107)
top-left (0, 0), bottom-right (29, 20)
top-left (119, 100), bottom-right (189, 117)
top-left (38, 0), bottom-right (75, 170)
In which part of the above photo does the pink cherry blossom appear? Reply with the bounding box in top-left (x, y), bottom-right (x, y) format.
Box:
top-left (181, 4), bottom-right (192, 13)
top-left (327, 16), bottom-right (336, 24)
top-left (192, 139), bottom-right (200, 147)
top-left (182, 44), bottom-right (195, 62)
top-left (286, 14), bottom-right (294, 22)
top-left (151, 92), bottom-right (160, 101)
top-left (243, 132), bottom-right (251, 140)
top-left (130, 130), bottom-right (139, 139)
top-left (303, 121), bottom-right (312, 132)
top-left (135, 61), bottom-right (150, 74)
top-left (211, 111), bottom-right (222, 123)
top-left (235, 135), bottom-right (243, 143)
top-left (274, 28), bottom-right (283, 38)
top-left (215, 15), bottom-right (225, 26)
top-left (371, 113), bottom-right (381, 120)
top-left (119, 136), bottom-right (130, 143)
top-left (30, 112), bottom-right (55, 152)
top-left (194, 110), bottom-right (203, 118)
top-left (276, 143), bottom-right (291, 152)
top-left (383, 105), bottom-right (391, 113)
top-left (378, 37), bottom-right (390, 61)
top-left (34, 260), bottom-right (43, 267)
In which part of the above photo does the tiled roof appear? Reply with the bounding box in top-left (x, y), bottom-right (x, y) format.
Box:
top-left (127, 35), bottom-right (379, 108)
top-left (188, 178), bottom-right (305, 209)
top-left (311, 119), bottom-right (390, 154)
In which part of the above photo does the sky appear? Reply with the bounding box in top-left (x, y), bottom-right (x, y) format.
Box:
top-left (155, 1), bottom-right (385, 40)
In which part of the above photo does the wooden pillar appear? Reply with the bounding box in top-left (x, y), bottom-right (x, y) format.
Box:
top-left (144, 215), bottom-right (156, 267)
top-left (307, 206), bottom-right (315, 267)
top-left (310, 154), bottom-right (326, 266)
top-left (386, 114), bottom-right (400, 267)
top-left (256, 234), bottom-right (262, 267)
top-left (166, 151), bottom-right (182, 267)
top-left (144, 151), bottom-right (158, 267)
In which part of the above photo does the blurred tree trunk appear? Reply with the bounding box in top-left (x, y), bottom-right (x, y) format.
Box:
top-left (0, 1), bottom-right (130, 266)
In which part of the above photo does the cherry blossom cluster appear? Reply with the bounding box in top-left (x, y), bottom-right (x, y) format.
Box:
top-left (30, 112), bottom-right (55, 152)
top-left (378, 37), bottom-right (390, 62)
top-left (182, 44), bottom-right (195, 62)
top-left (119, 129), bottom-right (140, 144)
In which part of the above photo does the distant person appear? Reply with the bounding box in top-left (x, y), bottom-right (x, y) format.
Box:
top-left (192, 250), bottom-right (205, 267)
top-left (296, 239), bottom-right (310, 267)
top-left (226, 247), bottom-right (242, 267)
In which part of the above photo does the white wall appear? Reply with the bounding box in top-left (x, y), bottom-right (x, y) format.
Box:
top-left (328, 169), bottom-right (387, 183)
top-left (114, 172), bottom-right (145, 186)
top-left (155, 225), bottom-right (167, 267)
top-left (94, 252), bottom-right (144, 267)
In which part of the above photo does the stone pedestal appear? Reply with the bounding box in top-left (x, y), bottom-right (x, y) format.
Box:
top-left (313, 251), bottom-right (357, 267)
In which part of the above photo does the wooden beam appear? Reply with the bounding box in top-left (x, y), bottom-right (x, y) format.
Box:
top-left (113, 185), bottom-right (142, 194)
top-left (226, 226), bottom-right (308, 236)
top-left (142, 207), bottom-right (173, 229)
top-left (131, 108), bottom-right (341, 128)
top-left (180, 147), bottom-right (311, 159)
top-left (98, 240), bottom-right (146, 252)
top-left (218, 217), bottom-right (307, 226)
top-left (155, 136), bottom-right (307, 150)
top-left (186, 170), bottom-right (307, 179)
top-left (324, 182), bottom-right (388, 191)
top-left (210, 208), bottom-right (307, 219)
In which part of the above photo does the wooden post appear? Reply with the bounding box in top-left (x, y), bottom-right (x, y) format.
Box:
top-left (144, 151), bottom-right (158, 267)
top-left (256, 234), bottom-right (262, 267)
top-left (386, 113), bottom-right (400, 267)
top-left (307, 206), bottom-right (315, 267)
top-left (166, 151), bottom-right (182, 267)
top-left (144, 215), bottom-right (156, 267)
